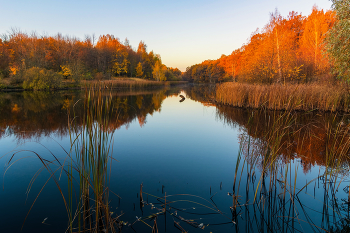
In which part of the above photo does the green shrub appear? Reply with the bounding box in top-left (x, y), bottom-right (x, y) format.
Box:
top-left (23, 67), bottom-right (62, 90)
top-left (0, 69), bottom-right (10, 79)
top-left (83, 72), bottom-right (93, 80)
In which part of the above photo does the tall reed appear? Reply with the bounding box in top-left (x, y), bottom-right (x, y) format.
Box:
top-left (216, 82), bottom-right (350, 112)
top-left (68, 88), bottom-right (117, 232)
top-left (231, 108), bottom-right (350, 232)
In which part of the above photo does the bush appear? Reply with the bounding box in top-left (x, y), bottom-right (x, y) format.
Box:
top-left (83, 72), bottom-right (93, 80)
top-left (23, 67), bottom-right (62, 90)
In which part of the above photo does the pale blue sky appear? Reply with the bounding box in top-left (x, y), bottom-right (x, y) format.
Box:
top-left (0, 0), bottom-right (332, 71)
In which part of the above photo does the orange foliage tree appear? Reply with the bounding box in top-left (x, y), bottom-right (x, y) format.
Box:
top-left (184, 6), bottom-right (336, 84)
top-left (300, 6), bottom-right (336, 79)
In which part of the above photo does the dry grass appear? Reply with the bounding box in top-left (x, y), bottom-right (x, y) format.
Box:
top-left (81, 78), bottom-right (187, 89)
top-left (216, 82), bottom-right (350, 112)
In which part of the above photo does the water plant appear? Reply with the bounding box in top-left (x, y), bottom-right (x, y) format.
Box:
top-left (67, 88), bottom-right (118, 232)
top-left (216, 82), bottom-right (350, 112)
top-left (230, 107), bottom-right (350, 232)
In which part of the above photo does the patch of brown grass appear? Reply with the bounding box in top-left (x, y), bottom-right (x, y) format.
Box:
top-left (81, 78), bottom-right (187, 89)
top-left (216, 82), bottom-right (350, 112)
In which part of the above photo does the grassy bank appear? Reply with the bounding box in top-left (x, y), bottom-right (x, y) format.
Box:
top-left (216, 82), bottom-right (350, 112)
top-left (81, 77), bottom-right (187, 89)
top-left (0, 76), bottom-right (187, 91)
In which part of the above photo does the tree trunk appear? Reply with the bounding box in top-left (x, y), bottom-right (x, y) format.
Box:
top-left (275, 29), bottom-right (282, 84)
top-left (314, 20), bottom-right (318, 74)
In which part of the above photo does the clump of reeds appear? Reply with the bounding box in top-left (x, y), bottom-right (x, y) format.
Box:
top-left (4, 87), bottom-right (119, 232)
top-left (216, 82), bottom-right (350, 112)
top-left (67, 87), bottom-right (118, 232)
top-left (231, 107), bottom-right (350, 232)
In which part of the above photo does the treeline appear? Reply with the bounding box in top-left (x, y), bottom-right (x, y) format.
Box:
top-left (0, 30), bottom-right (182, 88)
top-left (184, 6), bottom-right (336, 84)
top-left (182, 60), bottom-right (228, 83)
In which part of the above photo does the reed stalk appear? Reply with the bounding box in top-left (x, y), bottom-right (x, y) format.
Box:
top-left (68, 87), bottom-right (117, 232)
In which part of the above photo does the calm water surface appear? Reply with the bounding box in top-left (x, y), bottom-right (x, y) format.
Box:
top-left (0, 86), bottom-right (349, 232)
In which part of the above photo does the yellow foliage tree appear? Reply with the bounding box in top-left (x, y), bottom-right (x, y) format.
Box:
top-left (113, 49), bottom-right (129, 76)
top-left (60, 65), bottom-right (72, 79)
top-left (9, 66), bottom-right (19, 76)
top-left (136, 62), bottom-right (144, 78)
top-left (152, 60), bottom-right (167, 81)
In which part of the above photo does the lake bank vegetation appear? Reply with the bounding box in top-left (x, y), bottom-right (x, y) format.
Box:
top-left (216, 82), bottom-right (350, 112)
top-left (80, 78), bottom-right (187, 90)
top-left (0, 31), bottom-right (183, 90)
top-left (184, 3), bottom-right (350, 112)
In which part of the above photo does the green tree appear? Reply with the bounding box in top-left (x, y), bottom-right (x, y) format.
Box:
top-left (326, 0), bottom-right (350, 81)
top-left (23, 67), bottom-right (62, 90)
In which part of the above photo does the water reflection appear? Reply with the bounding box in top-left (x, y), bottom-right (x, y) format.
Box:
top-left (184, 84), bottom-right (350, 173)
top-left (184, 85), bottom-right (350, 232)
top-left (216, 106), bottom-right (350, 173)
top-left (1, 85), bottom-right (350, 232)
top-left (0, 88), bottom-right (181, 141)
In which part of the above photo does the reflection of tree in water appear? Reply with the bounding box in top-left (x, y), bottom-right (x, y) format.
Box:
top-left (182, 84), bottom-right (216, 106)
top-left (182, 84), bottom-right (350, 173)
top-left (111, 89), bottom-right (168, 130)
top-left (0, 91), bottom-right (74, 141)
top-left (216, 106), bottom-right (350, 173)
top-left (0, 88), bottom-right (180, 141)
top-left (183, 85), bottom-right (350, 232)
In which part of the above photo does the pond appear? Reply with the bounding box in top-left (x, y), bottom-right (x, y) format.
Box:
top-left (0, 85), bottom-right (349, 233)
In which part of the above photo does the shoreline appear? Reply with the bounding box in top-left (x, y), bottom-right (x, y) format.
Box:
top-left (215, 82), bottom-right (350, 113)
top-left (0, 79), bottom-right (188, 93)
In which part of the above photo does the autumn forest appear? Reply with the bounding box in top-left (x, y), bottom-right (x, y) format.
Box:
top-left (184, 7), bottom-right (337, 84)
top-left (0, 33), bottom-right (182, 89)
top-left (0, 5), bottom-right (347, 89)
top-left (2, 1), bottom-right (350, 232)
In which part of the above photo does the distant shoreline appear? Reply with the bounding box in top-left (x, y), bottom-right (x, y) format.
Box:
top-left (0, 78), bottom-right (188, 92)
